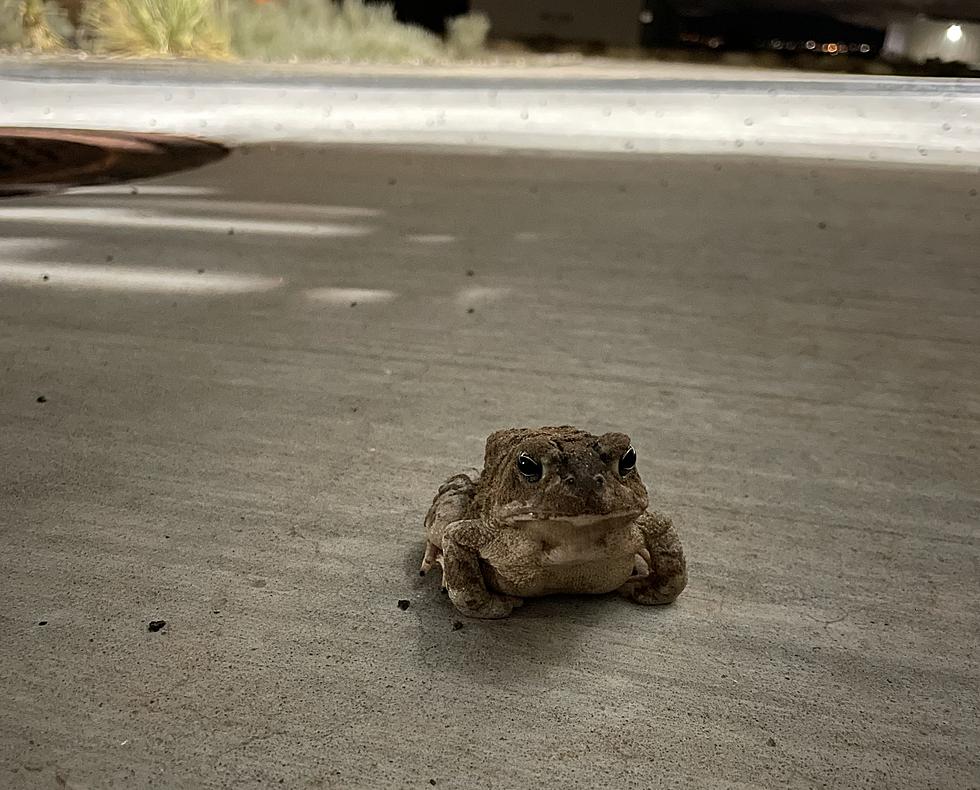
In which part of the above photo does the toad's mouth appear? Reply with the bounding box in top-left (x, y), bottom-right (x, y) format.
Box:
top-left (500, 510), bottom-right (643, 528)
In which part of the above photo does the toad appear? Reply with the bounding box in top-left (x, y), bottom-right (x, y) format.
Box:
top-left (421, 426), bottom-right (687, 618)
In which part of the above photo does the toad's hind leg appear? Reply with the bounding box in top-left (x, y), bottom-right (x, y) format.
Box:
top-left (420, 472), bottom-right (478, 578)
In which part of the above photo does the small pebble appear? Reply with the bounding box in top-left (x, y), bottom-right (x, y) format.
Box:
top-left (37, 621), bottom-right (47, 626)
top-left (147, 620), bottom-right (167, 632)
top-left (397, 599), bottom-right (410, 611)
top-left (429, 781), bottom-right (437, 787)
top-left (36, 395), bottom-right (47, 403)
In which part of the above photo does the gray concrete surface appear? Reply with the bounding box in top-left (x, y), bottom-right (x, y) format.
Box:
top-left (0, 146), bottom-right (978, 789)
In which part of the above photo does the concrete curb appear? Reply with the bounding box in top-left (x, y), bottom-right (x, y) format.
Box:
top-left (2, 65), bottom-right (978, 167)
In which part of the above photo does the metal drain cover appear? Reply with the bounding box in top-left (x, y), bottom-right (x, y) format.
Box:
top-left (0, 128), bottom-right (228, 197)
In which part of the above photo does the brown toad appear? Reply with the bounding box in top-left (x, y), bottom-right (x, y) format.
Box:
top-left (420, 426), bottom-right (687, 619)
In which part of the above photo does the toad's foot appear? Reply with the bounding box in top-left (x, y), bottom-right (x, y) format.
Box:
top-left (619, 511), bottom-right (687, 606)
top-left (419, 541), bottom-right (441, 576)
top-left (443, 519), bottom-right (524, 619)
top-left (450, 590), bottom-right (524, 619)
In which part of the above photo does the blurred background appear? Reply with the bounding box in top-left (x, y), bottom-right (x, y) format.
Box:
top-left (2, 0), bottom-right (978, 75)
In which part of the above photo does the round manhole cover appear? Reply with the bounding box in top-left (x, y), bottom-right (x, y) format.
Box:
top-left (0, 129), bottom-right (228, 197)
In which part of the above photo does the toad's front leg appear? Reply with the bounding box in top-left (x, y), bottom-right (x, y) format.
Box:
top-left (619, 512), bottom-right (687, 605)
top-left (443, 519), bottom-right (524, 619)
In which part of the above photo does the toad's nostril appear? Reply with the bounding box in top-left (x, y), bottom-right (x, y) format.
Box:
top-left (593, 474), bottom-right (605, 488)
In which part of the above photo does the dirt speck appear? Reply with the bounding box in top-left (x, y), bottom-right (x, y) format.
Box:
top-left (105, 255), bottom-right (114, 262)
top-left (37, 620), bottom-right (47, 626)
top-left (466, 307), bottom-right (475, 314)
top-left (41, 274), bottom-right (49, 282)
top-left (388, 178), bottom-right (397, 186)
top-left (767, 737), bottom-right (776, 747)
top-left (197, 268), bottom-right (205, 274)
top-left (36, 395), bottom-right (47, 403)
top-left (818, 221), bottom-right (827, 230)
top-left (147, 620), bottom-right (167, 632)
top-left (465, 269), bottom-right (474, 277)
top-left (350, 301), bottom-right (358, 308)
top-left (227, 228), bottom-right (235, 235)
top-left (429, 781), bottom-right (437, 786)
top-left (451, 620), bottom-right (464, 631)
top-left (397, 599), bottom-right (410, 611)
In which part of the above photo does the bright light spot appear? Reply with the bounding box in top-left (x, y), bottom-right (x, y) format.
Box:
top-left (455, 286), bottom-right (511, 306)
top-left (113, 199), bottom-right (382, 219)
top-left (859, 43), bottom-right (871, 53)
top-left (407, 234), bottom-right (456, 244)
top-left (306, 287), bottom-right (396, 305)
top-left (805, 40), bottom-right (816, 50)
top-left (946, 24), bottom-right (963, 43)
top-left (0, 237), bottom-right (64, 255)
top-left (0, 262), bottom-right (283, 293)
top-left (826, 43), bottom-right (839, 54)
top-left (65, 185), bottom-right (220, 196)
top-left (0, 207), bottom-right (371, 237)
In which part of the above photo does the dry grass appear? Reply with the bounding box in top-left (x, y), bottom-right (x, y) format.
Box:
top-left (224, 0), bottom-right (445, 63)
top-left (2, 0), bottom-right (489, 62)
top-left (0, 0), bottom-right (71, 50)
top-left (446, 10), bottom-right (489, 59)
top-left (83, 0), bottom-right (231, 57)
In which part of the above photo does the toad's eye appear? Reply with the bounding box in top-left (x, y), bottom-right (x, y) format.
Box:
top-left (619, 446), bottom-right (637, 476)
top-left (516, 453), bottom-right (543, 482)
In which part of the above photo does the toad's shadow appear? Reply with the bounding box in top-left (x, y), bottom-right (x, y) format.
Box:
top-left (403, 544), bottom-right (653, 690)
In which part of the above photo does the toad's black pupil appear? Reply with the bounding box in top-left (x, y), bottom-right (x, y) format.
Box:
top-left (517, 453), bottom-right (542, 481)
top-left (619, 446), bottom-right (636, 475)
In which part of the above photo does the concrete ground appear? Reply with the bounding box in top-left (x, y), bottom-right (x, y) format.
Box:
top-left (0, 146), bottom-right (977, 788)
